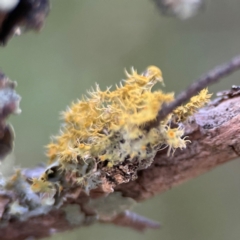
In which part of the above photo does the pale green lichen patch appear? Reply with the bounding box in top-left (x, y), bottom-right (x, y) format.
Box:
top-left (63, 204), bottom-right (85, 226)
top-left (88, 192), bottom-right (136, 220)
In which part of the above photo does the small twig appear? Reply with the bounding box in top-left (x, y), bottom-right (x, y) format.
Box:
top-left (106, 210), bottom-right (160, 232)
top-left (150, 55), bottom-right (240, 128)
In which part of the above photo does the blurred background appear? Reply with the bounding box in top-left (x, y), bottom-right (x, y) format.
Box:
top-left (1, 0), bottom-right (240, 239)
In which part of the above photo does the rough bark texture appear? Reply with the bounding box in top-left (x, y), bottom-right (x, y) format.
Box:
top-left (0, 94), bottom-right (239, 240)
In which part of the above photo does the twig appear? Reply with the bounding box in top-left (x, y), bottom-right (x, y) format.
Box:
top-left (0, 72), bottom-right (20, 159)
top-left (149, 55), bottom-right (240, 128)
top-left (152, 0), bottom-right (204, 19)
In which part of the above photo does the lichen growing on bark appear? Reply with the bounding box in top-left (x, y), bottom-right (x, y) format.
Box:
top-left (0, 66), bottom-right (211, 226)
top-left (41, 66), bottom-right (211, 195)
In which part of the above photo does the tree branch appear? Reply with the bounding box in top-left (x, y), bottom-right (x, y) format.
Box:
top-left (0, 93), bottom-right (239, 240)
top-left (117, 95), bottom-right (240, 200)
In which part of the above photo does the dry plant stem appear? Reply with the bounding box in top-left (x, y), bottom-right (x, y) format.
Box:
top-left (150, 55), bottom-right (240, 128)
top-left (0, 95), bottom-right (240, 240)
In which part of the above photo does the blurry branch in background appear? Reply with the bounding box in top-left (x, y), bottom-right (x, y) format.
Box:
top-left (0, 0), bottom-right (49, 45)
top-left (152, 0), bottom-right (205, 19)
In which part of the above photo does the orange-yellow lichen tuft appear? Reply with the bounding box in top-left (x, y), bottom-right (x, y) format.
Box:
top-left (162, 126), bottom-right (191, 156)
top-left (40, 66), bottom-right (211, 193)
top-left (31, 178), bottom-right (54, 193)
top-left (173, 88), bottom-right (212, 122)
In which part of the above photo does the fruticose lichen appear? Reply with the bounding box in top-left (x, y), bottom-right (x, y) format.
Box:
top-left (41, 66), bottom-right (211, 195)
top-left (0, 66), bottom-right (211, 224)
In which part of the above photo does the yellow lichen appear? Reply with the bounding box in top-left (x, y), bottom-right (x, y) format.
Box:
top-left (161, 125), bottom-right (191, 156)
top-left (31, 177), bottom-right (54, 193)
top-left (37, 66), bottom-right (211, 193)
top-left (173, 88), bottom-right (212, 122)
